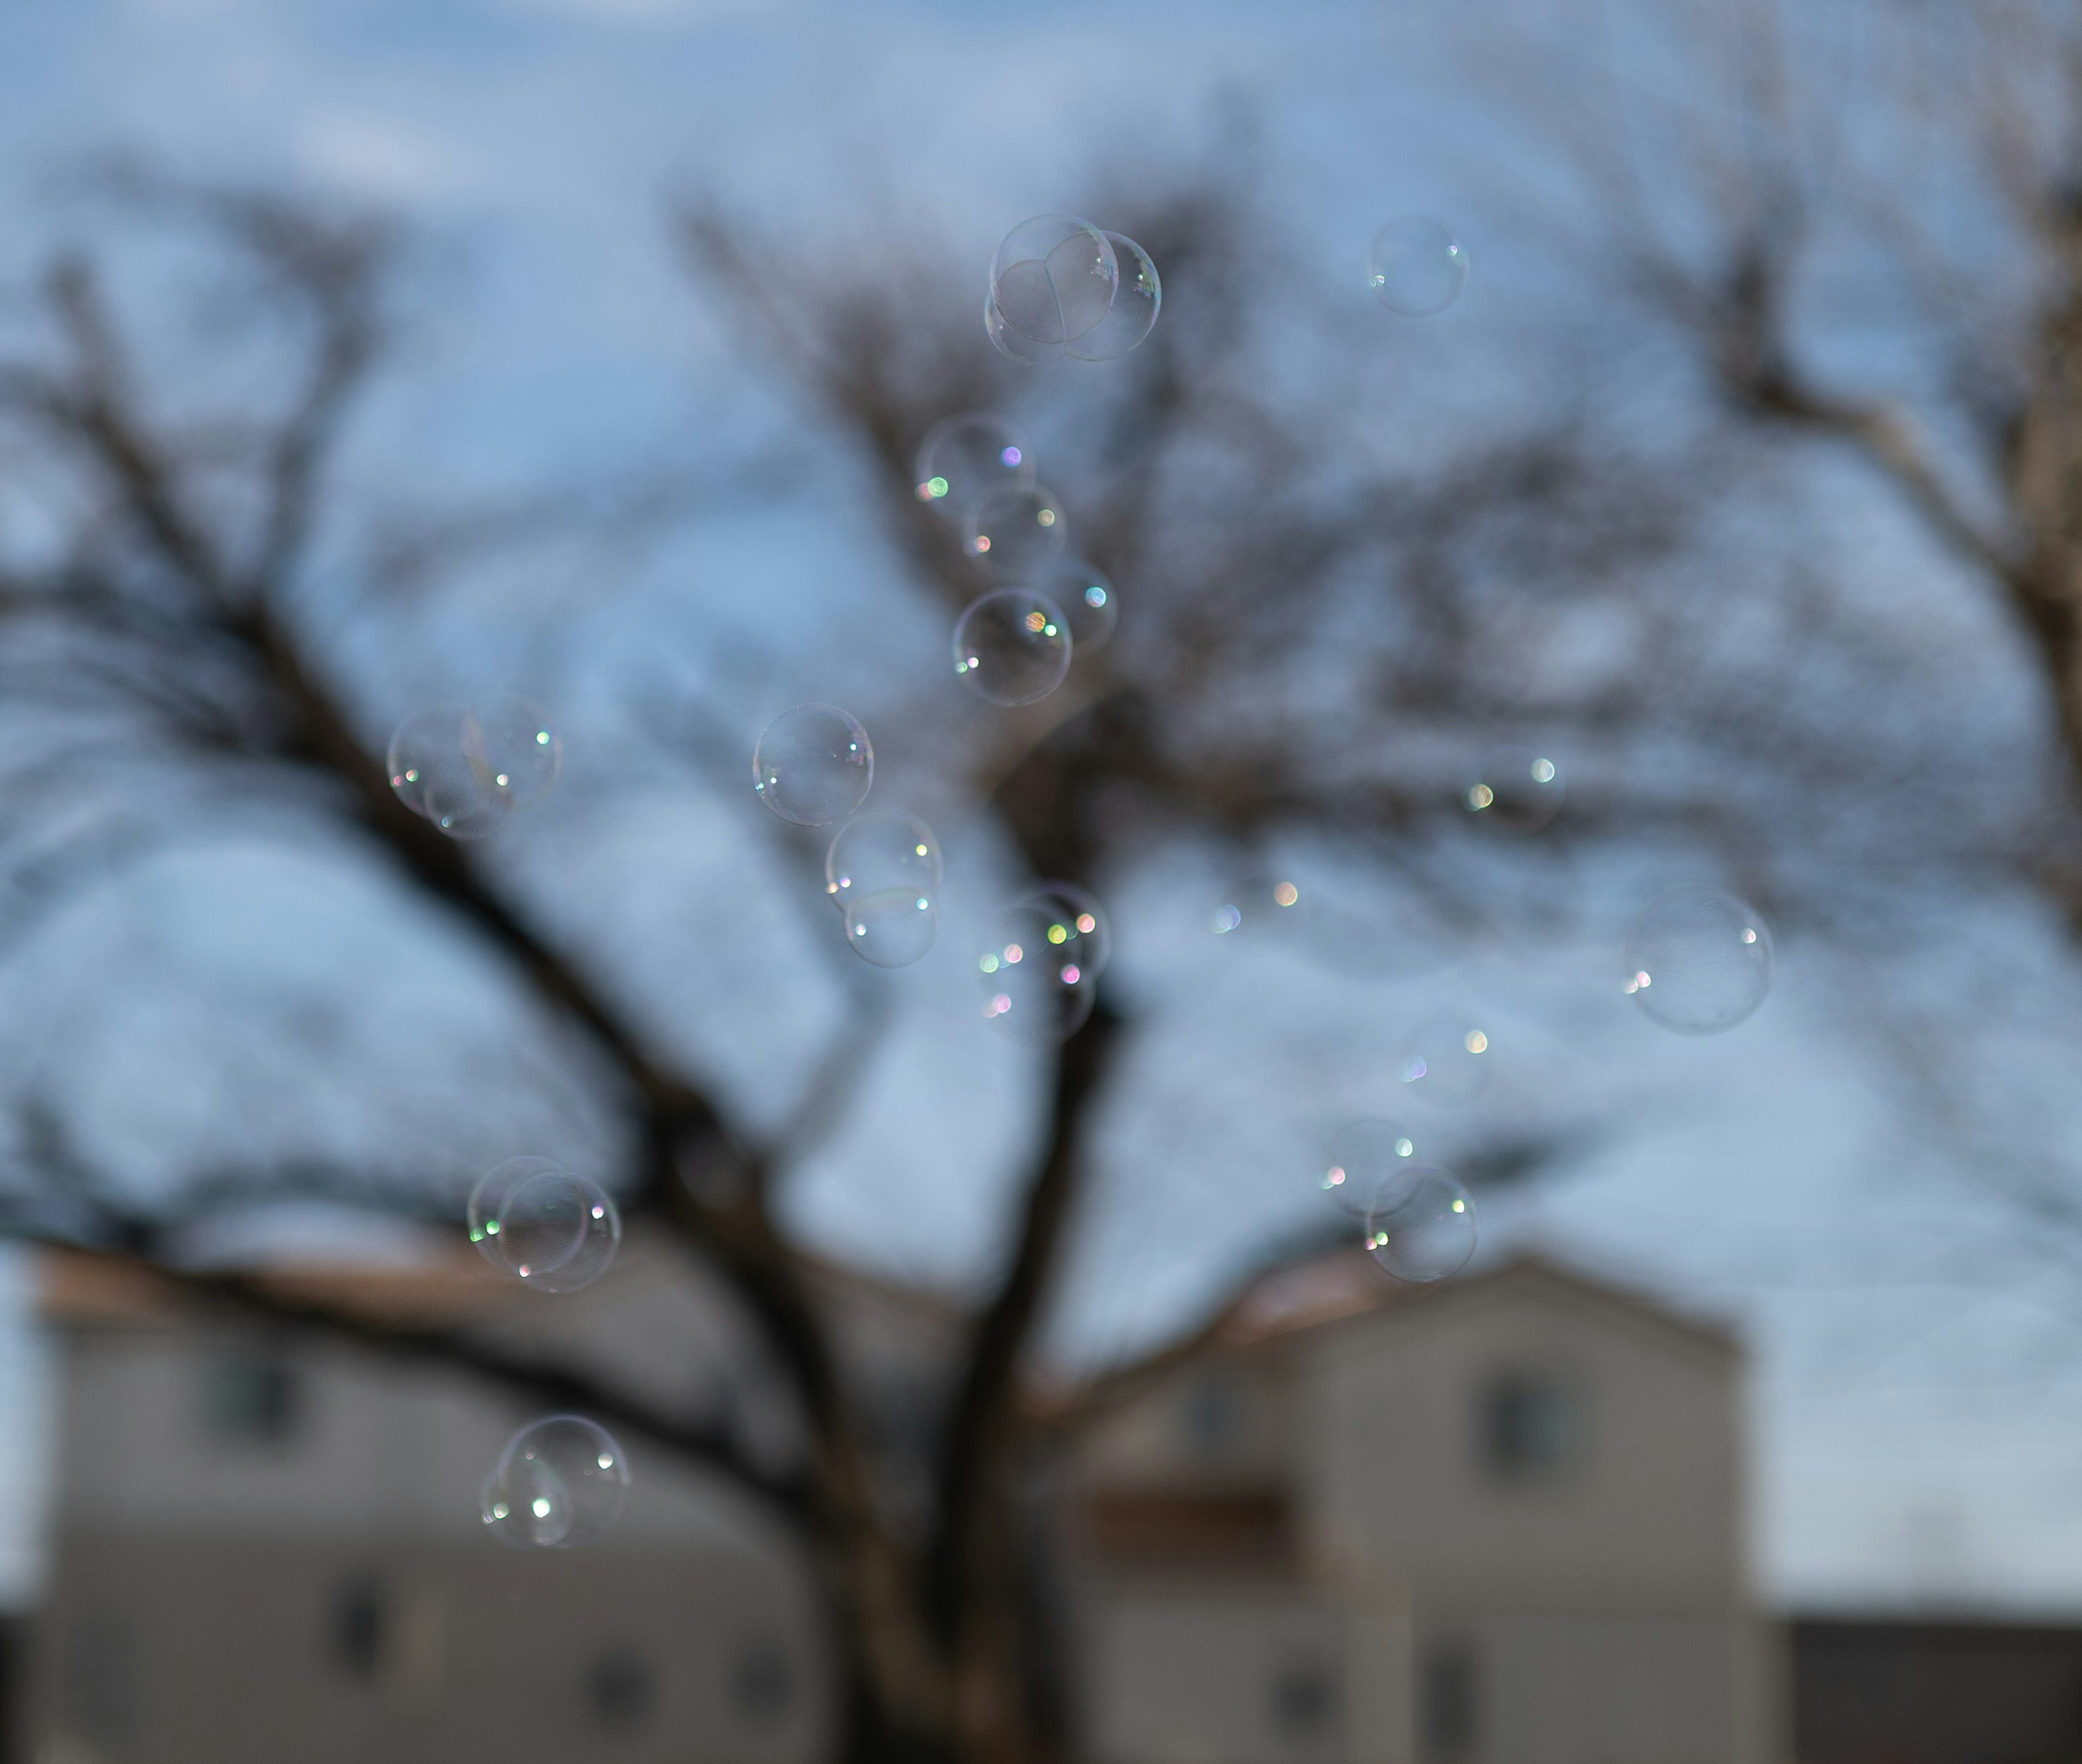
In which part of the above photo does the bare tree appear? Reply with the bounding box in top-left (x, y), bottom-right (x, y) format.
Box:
top-left (0, 142), bottom-right (1988, 1764)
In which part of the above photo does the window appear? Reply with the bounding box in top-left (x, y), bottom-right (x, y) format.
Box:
top-left (1476, 1369), bottom-right (1585, 1484)
top-left (66, 1614), bottom-right (139, 1746)
top-left (1179, 1373), bottom-right (1245, 1460)
top-left (202, 1350), bottom-right (300, 1445)
top-left (731, 1641), bottom-right (794, 1721)
top-left (1421, 1646), bottom-right (1479, 1761)
top-left (587, 1644), bottom-right (658, 1728)
top-left (327, 1573), bottom-right (384, 1681)
top-left (1269, 1663), bottom-right (1338, 1740)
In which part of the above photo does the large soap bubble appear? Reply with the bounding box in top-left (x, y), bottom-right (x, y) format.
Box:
top-left (464, 698), bottom-right (561, 808)
top-left (825, 812), bottom-right (942, 910)
top-left (1042, 559), bottom-right (1119, 654)
top-left (966, 483), bottom-right (1069, 582)
top-left (1623, 885), bottom-right (1773, 1035)
top-left (481, 1415), bottom-right (629, 1549)
top-left (952, 589), bottom-right (1071, 706)
top-left (1364, 1166), bottom-right (1477, 1282)
top-left (1320, 1118), bottom-right (1422, 1221)
top-left (1068, 231), bottom-right (1161, 360)
top-left (1367, 216), bottom-right (1469, 317)
top-left (753, 705), bottom-right (874, 826)
top-left (1466, 744), bottom-right (1564, 834)
top-left (1397, 1018), bottom-right (1494, 1108)
top-left (915, 414), bottom-right (1035, 519)
top-left (979, 889), bottom-right (1105, 1044)
top-left (989, 215), bottom-right (1118, 353)
top-left (468, 1157), bottom-right (621, 1293)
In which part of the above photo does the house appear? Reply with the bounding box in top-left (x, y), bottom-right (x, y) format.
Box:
top-left (20, 1238), bottom-right (1770, 1764)
top-left (1054, 1252), bottom-right (1775, 1764)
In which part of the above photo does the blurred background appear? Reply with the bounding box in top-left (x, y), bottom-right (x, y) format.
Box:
top-left (3, 0), bottom-right (2082, 1760)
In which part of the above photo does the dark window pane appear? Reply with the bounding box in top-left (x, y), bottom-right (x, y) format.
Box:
top-left (587, 1644), bottom-right (658, 1728)
top-left (1270, 1664), bottom-right (1338, 1737)
top-left (732, 1642), bottom-right (794, 1721)
top-left (1422, 1647), bottom-right (1479, 1760)
top-left (1478, 1370), bottom-right (1584, 1483)
top-left (202, 1353), bottom-right (299, 1445)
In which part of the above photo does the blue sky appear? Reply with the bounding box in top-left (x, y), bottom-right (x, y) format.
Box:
top-left (6, 0), bottom-right (2082, 1620)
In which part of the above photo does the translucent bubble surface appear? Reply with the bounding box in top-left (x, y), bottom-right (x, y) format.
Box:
top-left (966, 483), bottom-right (1069, 582)
top-left (1367, 216), bottom-right (1469, 317)
top-left (468, 1157), bottom-right (621, 1293)
top-left (825, 813), bottom-right (942, 912)
top-left (1365, 1166), bottom-right (1477, 1282)
top-left (979, 892), bottom-right (1100, 1045)
top-left (1397, 1018), bottom-right (1494, 1107)
top-left (1623, 885), bottom-right (1773, 1035)
top-left (1321, 1118), bottom-right (1422, 1221)
top-left (991, 215), bottom-right (1117, 347)
top-left (915, 414), bottom-right (1036, 517)
top-left (1209, 875), bottom-right (1309, 939)
top-left (1043, 559), bottom-right (1119, 654)
top-left (464, 698), bottom-right (561, 809)
top-left (753, 705), bottom-right (875, 826)
top-left (388, 706), bottom-right (512, 841)
top-left (481, 1415), bottom-right (629, 1549)
top-left (1069, 231), bottom-right (1161, 360)
top-left (952, 589), bottom-right (1072, 706)
top-left (986, 288), bottom-right (1067, 365)
top-left (843, 887), bottom-right (939, 968)
top-left (1466, 744), bottom-right (1564, 833)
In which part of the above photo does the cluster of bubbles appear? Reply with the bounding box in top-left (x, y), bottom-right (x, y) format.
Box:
top-left (979, 884), bottom-right (1110, 1044)
top-left (913, 414), bottom-right (1120, 713)
top-left (985, 215), bottom-right (1161, 365)
top-left (388, 698), bottom-right (562, 840)
top-left (465, 1160), bottom-right (628, 1545)
top-left (481, 1414), bottom-right (629, 1549)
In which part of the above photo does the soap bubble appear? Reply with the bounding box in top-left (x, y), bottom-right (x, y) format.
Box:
top-left (1042, 559), bottom-right (1119, 654)
top-left (464, 698), bottom-right (561, 809)
top-left (1068, 232), bottom-right (1161, 360)
top-left (1623, 885), bottom-right (1773, 1035)
top-left (1397, 1018), bottom-right (1494, 1107)
top-left (986, 288), bottom-right (1070, 366)
top-left (952, 589), bottom-right (1072, 706)
top-left (1320, 1118), bottom-right (1422, 1221)
top-left (825, 812), bottom-right (942, 912)
top-left (965, 483), bottom-right (1069, 581)
top-left (1209, 875), bottom-right (1309, 940)
top-left (468, 1157), bottom-right (621, 1293)
top-left (481, 1415), bottom-right (629, 1549)
top-left (1367, 216), bottom-right (1469, 316)
top-left (979, 891), bottom-right (1101, 1045)
top-left (1466, 745), bottom-right (1564, 834)
top-left (1364, 1166), bottom-right (1477, 1282)
top-left (989, 215), bottom-right (1117, 351)
top-left (915, 414), bottom-right (1036, 518)
top-left (388, 706), bottom-right (512, 841)
top-left (843, 888), bottom-right (939, 969)
top-left (753, 705), bottom-right (874, 826)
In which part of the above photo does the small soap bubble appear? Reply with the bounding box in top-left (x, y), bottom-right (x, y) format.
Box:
top-left (481, 1415), bottom-right (629, 1549)
top-left (1068, 231), bottom-right (1161, 360)
top-left (388, 706), bottom-right (512, 841)
top-left (979, 890), bottom-right (1103, 1044)
top-left (1364, 1166), bottom-right (1477, 1282)
top-left (1466, 744), bottom-right (1564, 833)
top-left (825, 812), bottom-right (942, 912)
top-left (1623, 885), bottom-right (1773, 1035)
top-left (952, 589), bottom-right (1072, 706)
top-left (753, 705), bottom-right (875, 826)
top-left (914, 414), bottom-right (1036, 518)
top-left (1040, 559), bottom-right (1119, 654)
top-left (843, 889), bottom-right (939, 969)
top-left (464, 698), bottom-right (561, 809)
top-left (468, 1157), bottom-right (621, 1293)
top-left (1397, 1018), bottom-right (1494, 1107)
top-left (1320, 1118), bottom-right (1422, 1221)
top-left (966, 484), bottom-right (1070, 582)
top-left (989, 215), bottom-right (1118, 351)
top-left (1209, 875), bottom-right (1309, 940)
top-left (1367, 216), bottom-right (1469, 317)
